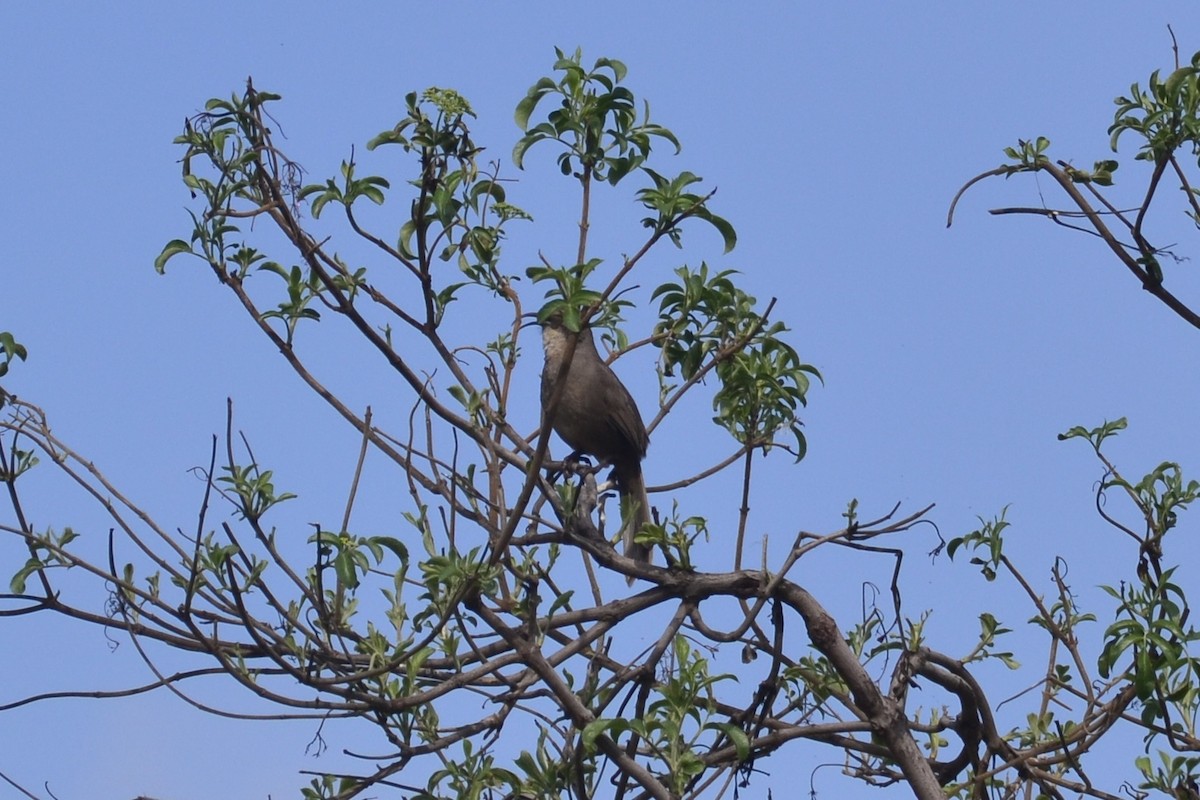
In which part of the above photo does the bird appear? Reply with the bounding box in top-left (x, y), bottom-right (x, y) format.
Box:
top-left (537, 312), bottom-right (652, 577)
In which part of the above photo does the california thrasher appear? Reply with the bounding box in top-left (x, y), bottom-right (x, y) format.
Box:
top-left (538, 314), bottom-right (652, 573)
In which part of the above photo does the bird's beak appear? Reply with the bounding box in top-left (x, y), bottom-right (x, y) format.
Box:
top-left (518, 311), bottom-right (541, 331)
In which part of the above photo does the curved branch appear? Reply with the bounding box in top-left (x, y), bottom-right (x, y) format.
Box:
top-left (946, 165), bottom-right (1014, 228)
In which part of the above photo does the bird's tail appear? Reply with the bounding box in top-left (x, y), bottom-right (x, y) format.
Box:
top-left (616, 463), bottom-right (652, 584)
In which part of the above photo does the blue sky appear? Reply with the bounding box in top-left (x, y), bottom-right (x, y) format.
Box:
top-left (3, 3), bottom-right (1200, 798)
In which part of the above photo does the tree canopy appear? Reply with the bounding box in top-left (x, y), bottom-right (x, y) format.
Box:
top-left (5, 39), bottom-right (1200, 800)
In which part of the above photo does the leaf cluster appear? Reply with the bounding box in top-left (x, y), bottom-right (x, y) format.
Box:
top-left (654, 263), bottom-right (819, 457)
top-left (0, 332), bottom-right (27, 380)
top-left (1112, 53), bottom-right (1200, 163)
top-left (514, 48), bottom-right (679, 185)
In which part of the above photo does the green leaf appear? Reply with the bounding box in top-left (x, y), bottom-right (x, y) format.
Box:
top-left (397, 220), bottom-right (418, 259)
top-left (371, 536), bottom-right (409, 563)
top-left (581, 718), bottom-right (630, 752)
top-left (155, 239), bottom-right (193, 274)
top-left (0, 332), bottom-right (28, 364)
top-left (1057, 417), bottom-right (1127, 449)
top-left (711, 722), bottom-right (751, 760)
top-left (514, 78), bottom-right (558, 130)
top-left (361, 185), bottom-right (386, 205)
top-left (702, 209), bottom-right (737, 253)
top-left (10, 557), bottom-right (43, 594)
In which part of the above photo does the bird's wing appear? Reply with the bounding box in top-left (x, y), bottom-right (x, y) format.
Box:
top-left (606, 384), bottom-right (648, 459)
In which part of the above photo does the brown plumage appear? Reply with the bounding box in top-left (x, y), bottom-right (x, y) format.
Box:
top-left (539, 316), bottom-right (651, 576)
